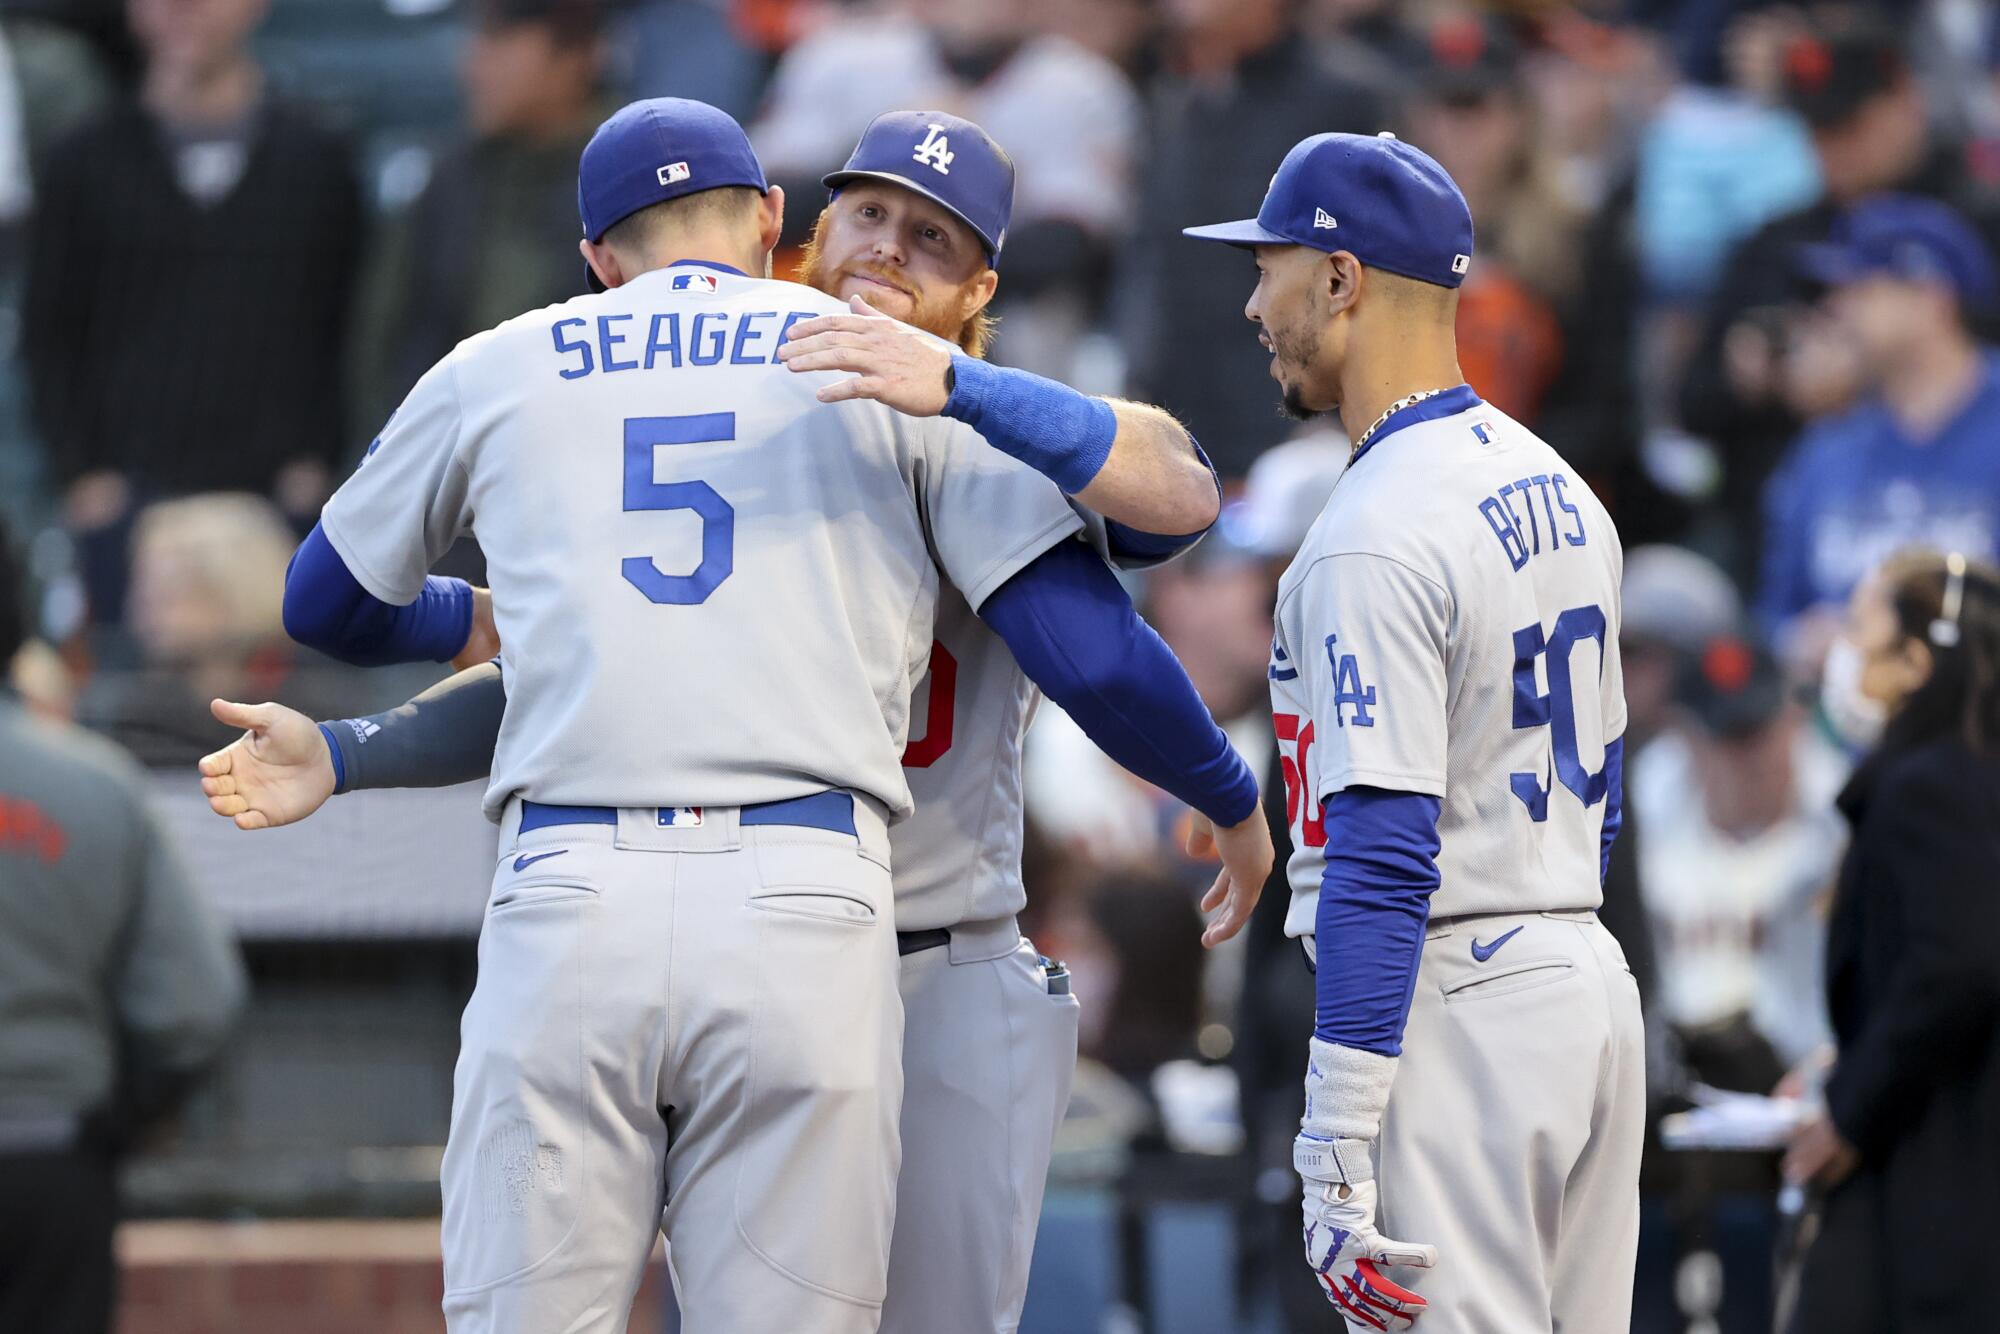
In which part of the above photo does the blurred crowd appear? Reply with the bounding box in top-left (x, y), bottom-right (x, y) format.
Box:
top-left (6, 0), bottom-right (2000, 1327)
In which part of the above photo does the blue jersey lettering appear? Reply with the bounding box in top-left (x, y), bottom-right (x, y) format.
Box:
top-left (644, 312), bottom-right (682, 369)
top-left (553, 318), bottom-right (594, 379)
top-left (598, 313), bottom-right (639, 373)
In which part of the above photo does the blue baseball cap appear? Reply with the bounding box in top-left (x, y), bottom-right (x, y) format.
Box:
top-left (1799, 194), bottom-right (1998, 312)
top-left (1182, 132), bottom-right (1475, 289)
top-left (578, 98), bottom-right (769, 290)
top-left (823, 110), bottom-right (1014, 266)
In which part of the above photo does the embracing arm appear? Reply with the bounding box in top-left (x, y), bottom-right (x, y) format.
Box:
top-left (321, 661), bottom-right (506, 793)
top-left (944, 356), bottom-right (1220, 540)
top-left (198, 664), bottom-right (505, 830)
top-left (777, 296), bottom-right (1220, 539)
top-left (977, 538), bottom-right (1271, 940)
top-left (282, 523), bottom-right (476, 667)
top-left (978, 538), bottom-right (1256, 825)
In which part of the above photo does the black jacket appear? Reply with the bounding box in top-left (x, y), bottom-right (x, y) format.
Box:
top-left (1117, 38), bottom-right (1381, 477)
top-left (1792, 739), bottom-right (2000, 1332)
top-left (23, 99), bottom-right (362, 495)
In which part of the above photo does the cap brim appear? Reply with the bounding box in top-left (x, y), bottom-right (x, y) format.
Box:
top-left (822, 169), bottom-right (1001, 258)
top-left (1181, 218), bottom-right (1293, 248)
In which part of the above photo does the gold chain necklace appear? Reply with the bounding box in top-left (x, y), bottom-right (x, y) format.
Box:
top-left (1350, 388), bottom-right (1453, 458)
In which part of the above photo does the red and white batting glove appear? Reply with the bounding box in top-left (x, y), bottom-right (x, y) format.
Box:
top-left (1296, 1036), bottom-right (1436, 1331)
top-left (1296, 1137), bottom-right (1437, 1331)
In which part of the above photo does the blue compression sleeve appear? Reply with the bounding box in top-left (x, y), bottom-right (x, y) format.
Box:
top-left (978, 539), bottom-right (1259, 826)
top-left (282, 524), bottom-right (473, 666)
top-left (1315, 787), bottom-right (1444, 1054)
top-left (942, 353), bottom-right (1118, 494)
top-left (323, 660), bottom-right (506, 792)
top-left (1600, 734), bottom-right (1625, 884)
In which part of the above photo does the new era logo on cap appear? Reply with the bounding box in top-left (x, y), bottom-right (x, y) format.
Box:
top-left (1313, 208), bottom-right (1338, 230)
top-left (657, 161), bottom-right (690, 185)
top-left (1452, 253), bottom-right (1470, 274)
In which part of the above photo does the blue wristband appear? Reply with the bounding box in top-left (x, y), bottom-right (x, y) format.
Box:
top-left (318, 722), bottom-right (349, 794)
top-left (942, 353), bottom-right (1118, 494)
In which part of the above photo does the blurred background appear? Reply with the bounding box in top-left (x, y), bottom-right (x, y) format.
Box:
top-left (3, 0), bottom-right (2000, 1329)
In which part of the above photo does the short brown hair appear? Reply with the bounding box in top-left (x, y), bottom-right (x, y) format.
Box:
top-left (602, 186), bottom-right (763, 256)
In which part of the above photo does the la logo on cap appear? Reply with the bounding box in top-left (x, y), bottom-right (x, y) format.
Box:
top-left (657, 161), bottom-right (691, 186)
top-left (1313, 208), bottom-right (1338, 230)
top-left (913, 124), bottom-right (954, 176)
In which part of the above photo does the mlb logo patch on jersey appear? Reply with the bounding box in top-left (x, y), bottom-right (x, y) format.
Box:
top-left (670, 272), bottom-right (720, 293)
top-left (1471, 420), bottom-right (1498, 447)
top-left (657, 160), bottom-right (691, 186)
top-left (658, 807), bottom-right (704, 828)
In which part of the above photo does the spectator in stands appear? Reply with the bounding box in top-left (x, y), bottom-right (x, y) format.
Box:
top-left (1631, 635), bottom-right (1842, 1095)
top-left (353, 0), bottom-right (608, 429)
top-left (1598, 543), bottom-right (1743, 1033)
top-left (22, 0), bottom-right (362, 624)
top-left (1116, 0), bottom-right (1380, 475)
top-left (1076, 868), bottom-right (1208, 1090)
top-left (1404, 15), bottom-right (1579, 430)
top-left (751, 0), bottom-right (1140, 368)
top-left (1620, 544), bottom-right (1746, 753)
top-left (76, 494), bottom-right (357, 765)
top-left (1785, 549), bottom-right (2000, 1333)
top-left (1759, 196), bottom-right (2000, 664)
top-left (0, 514), bottom-right (248, 1334)
top-left (1679, 10), bottom-right (2000, 584)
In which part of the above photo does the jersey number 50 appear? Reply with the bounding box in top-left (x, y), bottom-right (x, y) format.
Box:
top-left (1510, 604), bottom-right (1609, 821)
top-left (622, 413), bottom-right (735, 604)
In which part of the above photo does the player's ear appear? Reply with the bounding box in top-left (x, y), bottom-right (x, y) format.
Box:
top-left (580, 237), bottom-right (623, 290)
top-left (1325, 251), bottom-right (1362, 315)
top-left (756, 185), bottom-right (786, 257)
top-left (964, 265), bottom-right (999, 317)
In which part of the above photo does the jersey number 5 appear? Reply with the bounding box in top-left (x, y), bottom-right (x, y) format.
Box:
top-left (1509, 604), bottom-right (1609, 821)
top-left (622, 413), bottom-right (735, 604)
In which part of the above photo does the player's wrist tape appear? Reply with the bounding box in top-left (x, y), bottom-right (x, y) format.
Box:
top-left (1303, 1036), bottom-right (1399, 1143)
top-left (941, 353), bottom-right (1117, 495)
top-left (1294, 1132), bottom-right (1374, 1186)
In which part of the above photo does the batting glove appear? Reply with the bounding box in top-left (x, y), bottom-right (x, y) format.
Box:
top-left (1296, 1134), bottom-right (1437, 1330)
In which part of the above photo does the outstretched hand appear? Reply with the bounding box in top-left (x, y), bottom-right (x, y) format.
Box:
top-left (196, 698), bottom-right (338, 830)
top-left (777, 294), bottom-right (955, 415)
top-left (1187, 806), bottom-right (1274, 948)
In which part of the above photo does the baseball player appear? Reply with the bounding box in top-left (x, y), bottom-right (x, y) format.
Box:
top-left (1184, 134), bottom-right (1644, 1331)
top-left (206, 99), bottom-right (1272, 1334)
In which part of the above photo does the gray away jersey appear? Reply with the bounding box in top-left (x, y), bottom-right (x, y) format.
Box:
top-left (1268, 403), bottom-right (1625, 938)
top-left (321, 263), bottom-right (1082, 821)
top-left (893, 510), bottom-right (1173, 932)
